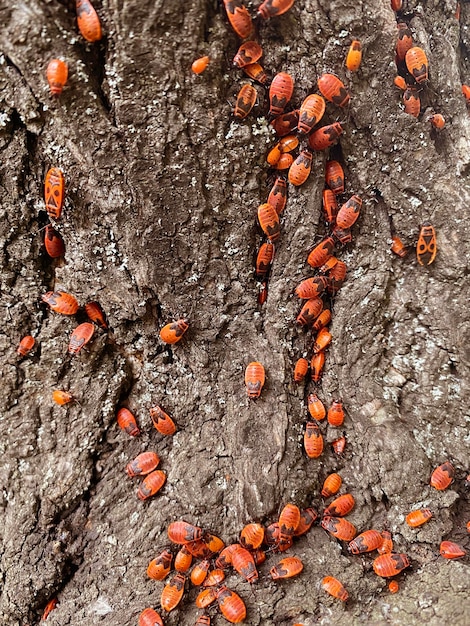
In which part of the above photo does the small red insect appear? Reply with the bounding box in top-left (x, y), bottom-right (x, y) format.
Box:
top-left (190, 559), bottom-right (211, 585)
top-left (310, 351), bottom-right (325, 382)
top-left (405, 47), bottom-right (428, 83)
top-left (294, 508), bottom-right (318, 535)
top-left (273, 153), bottom-right (294, 170)
top-left (288, 150), bottom-right (313, 186)
top-left (269, 72), bottom-right (295, 116)
top-left (52, 390), bottom-right (74, 405)
top-left (138, 608), bottom-right (164, 626)
top-left (429, 113), bottom-right (445, 129)
top-left (147, 549), bottom-right (173, 580)
top-left (336, 195), bottom-right (362, 229)
top-left (270, 556), bottom-right (304, 579)
top-left (321, 516), bottom-right (357, 541)
top-left (223, 0), bottom-right (253, 39)
top-left (234, 84), bottom-right (257, 120)
top-left (258, 0), bottom-right (295, 19)
top-left (324, 493), bottom-right (355, 517)
top-left (327, 259), bottom-right (347, 294)
top-left (278, 503), bottom-right (301, 550)
top-left (245, 361), bottom-right (266, 398)
top-left (116, 407), bottom-right (140, 437)
top-left (76, 0), bottom-right (103, 42)
top-left (46, 59), bottom-right (68, 97)
top-left (271, 110), bottom-right (299, 136)
top-left (279, 134), bottom-right (299, 152)
top-left (312, 309), bottom-right (331, 332)
top-left (308, 123), bottom-right (344, 150)
top-left (264, 523), bottom-right (280, 547)
top-left (174, 545), bottom-right (193, 573)
top-left (216, 586), bottom-right (246, 623)
top-left (168, 520), bottom-right (203, 544)
top-left (440, 541), bottom-right (466, 559)
top-left (240, 523), bottom-right (265, 550)
top-left (313, 328), bottom-right (332, 353)
top-left (346, 40), bottom-right (362, 72)
top-left (126, 451), bottom-right (160, 477)
top-left (44, 167), bottom-right (65, 220)
top-left (42, 598), bottom-right (58, 621)
top-left (304, 422), bottom-right (324, 458)
top-left (293, 357), bottom-right (309, 382)
top-left (258, 203), bottom-right (280, 242)
top-left (403, 86), bottom-right (420, 118)
top-left (44, 225), bottom-right (65, 258)
top-left (322, 190), bottom-right (339, 224)
top-left (406, 509), bottom-right (433, 528)
top-left (373, 553), bottom-right (410, 577)
top-left (396, 23), bottom-right (413, 62)
top-left (295, 276), bottom-right (328, 299)
top-left (325, 161), bottom-right (345, 195)
top-left (298, 94), bottom-right (326, 134)
top-left (416, 222), bottom-right (437, 266)
top-left (307, 393), bottom-right (326, 421)
top-left (321, 473), bottom-right (342, 498)
top-left (17, 335), bottom-right (35, 357)
top-left (258, 281), bottom-right (268, 305)
top-left (161, 573), bottom-right (186, 612)
top-left (159, 318), bottom-right (189, 344)
top-left (137, 470), bottom-right (166, 500)
top-left (233, 41), bottom-right (263, 68)
top-left (42, 291), bottom-right (78, 315)
top-left (243, 62), bottom-right (267, 84)
top-left (192, 56), bottom-right (210, 75)
top-left (332, 435), bottom-right (346, 455)
top-left (348, 529), bottom-right (383, 554)
top-left (430, 461), bottom-right (454, 490)
top-left (296, 297), bottom-right (323, 326)
top-left (307, 236), bottom-right (335, 268)
top-left (84, 301), bottom-right (108, 330)
top-left (216, 544), bottom-right (240, 569)
top-left (394, 75), bottom-right (407, 90)
top-left (231, 546), bottom-right (258, 582)
top-left (317, 74), bottom-right (350, 107)
top-left (203, 569), bottom-right (226, 587)
top-left (267, 143), bottom-right (282, 166)
top-left (322, 576), bottom-right (349, 601)
top-left (68, 322), bottom-right (95, 354)
top-left (327, 400), bottom-right (345, 426)
top-left (196, 588), bottom-right (218, 609)
top-left (389, 580), bottom-right (399, 593)
top-left (150, 405), bottom-right (177, 435)
top-left (378, 530), bottom-right (394, 555)
top-left (255, 242), bottom-right (275, 279)
top-left (391, 0), bottom-right (403, 11)
top-left (391, 234), bottom-right (408, 257)
top-left (201, 532), bottom-right (225, 555)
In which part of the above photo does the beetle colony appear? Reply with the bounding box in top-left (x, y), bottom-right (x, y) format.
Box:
top-left (12, 0), bottom-right (469, 623)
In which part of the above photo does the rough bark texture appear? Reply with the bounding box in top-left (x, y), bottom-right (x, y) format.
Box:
top-left (1, 0), bottom-right (469, 624)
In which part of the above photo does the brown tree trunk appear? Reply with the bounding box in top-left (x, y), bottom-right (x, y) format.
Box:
top-left (1, 0), bottom-right (469, 624)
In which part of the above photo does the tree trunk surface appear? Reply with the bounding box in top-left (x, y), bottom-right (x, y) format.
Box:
top-left (0, 0), bottom-right (469, 624)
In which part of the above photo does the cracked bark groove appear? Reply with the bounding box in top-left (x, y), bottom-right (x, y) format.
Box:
top-left (0, 0), bottom-right (469, 624)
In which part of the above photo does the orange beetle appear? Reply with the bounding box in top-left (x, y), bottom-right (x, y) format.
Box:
top-left (168, 520), bottom-right (203, 544)
top-left (403, 86), bottom-right (420, 118)
top-left (223, 0), bottom-right (253, 39)
top-left (138, 608), bottom-right (164, 626)
top-left (317, 74), bottom-right (350, 107)
top-left (257, 203), bottom-right (280, 242)
top-left (391, 234), bottom-right (408, 257)
top-left (440, 541), bottom-right (466, 559)
top-left (325, 161), bottom-right (345, 195)
top-left (308, 123), bottom-right (344, 150)
top-left (68, 322), bottom-right (94, 354)
top-left (394, 75), bottom-right (407, 90)
top-left (288, 150), bottom-right (313, 186)
top-left (294, 357), bottom-right (309, 382)
top-left (17, 335), bottom-right (35, 357)
top-left (268, 177), bottom-right (288, 215)
top-left (258, 281), bottom-right (268, 305)
top-left (183, 539), bottom-right (213, 558)
top-left (116, 407), bottom-right (140, 437)
top-left (298, 94), bottom-right (326, 134)
top-left (389, 580), bottom-right (399, 593)
top-left (240, 523), bottom-right (265, 550)
top-left (270, 556), bottom-right (303, 579)
top-left (255, 242), bottom-right (275, 279)
top-left (378, 530), bottom-right (394, 555)
top-left (332, 225), bottom-right (352, 245)
top-left (245, 361), bottom-right (265, 398)
top-left (279, 134), bottom-right (299, 152)
top-left (147, 550), bottom-right (173, 580)
top-left (44, 167), bottom-right (65, 220)
top-left (322, 189), bottom-right (339, 224)
top-left (125, 451), bottom-right (160, 477)
top-left (348, 529), bottom-right (383, 554)
top-left (462, 84), bottom-right (470, 105)
top-left (312, 309), bottom-right (331, 332)
top-left (269, 72), bottom-right (295, 116)
top-left (258, 0), bottom-right (295, 19)
top-left (46, 59), bottom-right (68, 97)
top-left (313, 328), bottom-right (332, 353)
top-left (192, 56), bottom-right (210, 75)
top-left (324, 493), bottom-right (355, 517)
top-left (332, 436), bottom-right (346, 455)
top-left (296, 297), bottom-right (323, 326)
top-left (294, 507), bottom-right (318, 536)
top-left (406, 508), bottom-right (433, 527)
top-left (233, 41), bottom-right (263, 68)
top-left (307, 393), bottom-right (326, 421)
top-left (200, 532), bottom-right (225, 555)
top-left (76, 0), bottom-right (102, 42)
top-left (405, 46), bottom-right (428, 83)
top-left (234, 84), bottom-right (257, 119)
top-left (416, 222), bottom-right (437, 265)
top-left (159, 318), bottom-right (189, 344)
top-left (327, 260), bottom-right (347, 294)
top-left (310, 351), bottom-right (325, 382)
top-left (190, 559), bottom-right (211, 585)
top-left (271, 110), bottom-right (299, 136)
top-left (327, 400), bottom-right (345, 426)
top-left (278, 503), bottom-right (301, 547)
top-left (346, 40), bottom-right (362, 72)
top-left (161, 572), bottom-right (186, 612)
top-left (295, 276), bottom-right (328, 299)
top-left (322, 473), bottom-right (342, 498)
top-left (137, 470), bottom-right (166, 500)
top-left (307, 236), bottom-right (335, 268)
top-left (429, 113), bottom-right (445, 129)
top-left (243, 62), bottom-right (268, 84)
top-left (396, 23), bottom-right (413, 62)
top-left (267, 143), bottom-right (282, 166)
top-left (203, 569), bottom-right (226, 587)
top-left (216, 586), bottom-right (246, 623)
top-left (150, 405), bottom-right (177, 435)
top-left (321, 516), bottom-right (357, 541)
top-left (52, 390), bottom-right (74, 405)
top-left (336, 195), bottom-right (362, 229)
top-left (273, 153), bottom-right (294, 170)
top-left (264, 523), bottom-right (280, 546)
top-left (216, 543), bottom-right (241, 569)
top-left (84, 301), bottom-right (108, 330)
top-left (196, 587), bottom-right (218, 608)
top-left (41, 598), bottom-right (58, 621)
top-left (373, 553), bottom-right (410, 577)
top-left (174, 545), bottom-right (193, 572)
top-left (322, 576), bottom-right (348, 601)
top-left (304, 422), bottom-right (324, 458)
top-left (44, 225), bottom-right (65, 258)
top-left (231, 546), bottom-right (258, 582)
top-left (42, 291), bottom-right (78, 315)
top-left (391, 0), bottom-right (403, 11)
top-left (430, 461), bottom-right (454, 490)
top-left (320, 256), bottom-right (339, 274)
